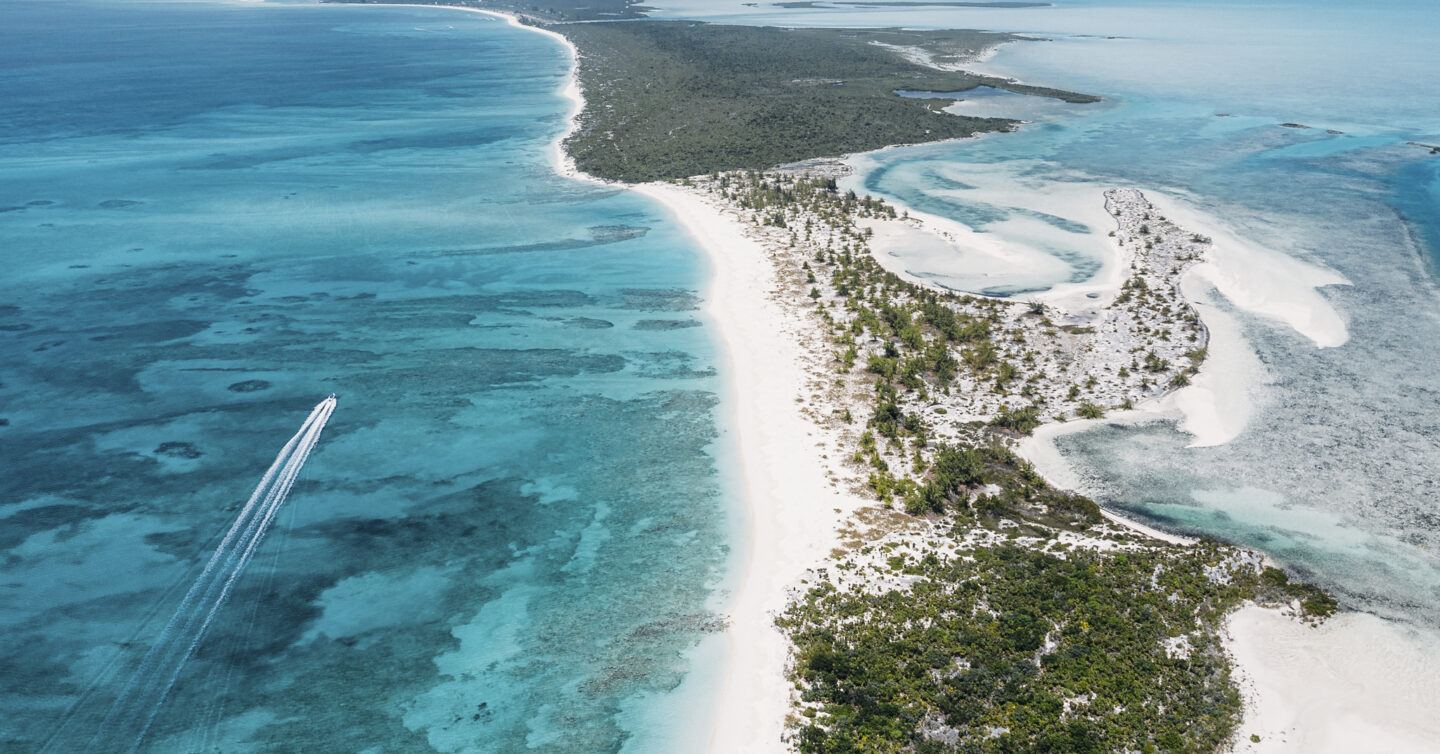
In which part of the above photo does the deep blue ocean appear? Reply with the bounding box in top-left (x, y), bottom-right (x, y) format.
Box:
top-left (0, 3), bottom-right (730, 751)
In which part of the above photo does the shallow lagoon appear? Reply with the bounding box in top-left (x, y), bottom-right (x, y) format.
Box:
top-left (0, 3), bottom-right (729, 751)
top-left (866, 6), bottom-right (1440, 623)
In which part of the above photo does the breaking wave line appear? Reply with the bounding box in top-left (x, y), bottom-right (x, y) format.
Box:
top-left (85, 395), bottom-right (337, 753)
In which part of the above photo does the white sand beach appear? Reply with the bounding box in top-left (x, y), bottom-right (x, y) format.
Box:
top-left (632, 182), bottom-right (868, 753)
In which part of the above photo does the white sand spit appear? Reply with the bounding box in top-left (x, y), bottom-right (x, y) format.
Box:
top-left (1226, 605), bottom-right (1440, 753)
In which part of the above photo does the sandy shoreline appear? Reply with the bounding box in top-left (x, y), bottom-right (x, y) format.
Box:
top-left (631, 183), bottom-right (867, 753)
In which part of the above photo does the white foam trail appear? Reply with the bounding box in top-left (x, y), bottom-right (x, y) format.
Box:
top-left (85, 397), bottom-right (335, 753)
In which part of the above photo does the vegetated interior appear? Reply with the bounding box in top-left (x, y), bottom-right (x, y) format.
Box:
top-left (696, 170), bottom-right (1335, 753)
top-left (554, 22), bottom-right (1097, 182)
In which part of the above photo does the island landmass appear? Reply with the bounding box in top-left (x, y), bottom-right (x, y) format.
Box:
top-left (324, 2), bottom-right (1381, 751)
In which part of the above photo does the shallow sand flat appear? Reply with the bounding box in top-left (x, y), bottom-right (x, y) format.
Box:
top-left (1226, 605), bottom-right (1440, 753)
top-left (1145, 192), bottom-right (1351, 349)
top-left (843, 154), bottom-right (1122, 299)
top-left (1156, 270), bottom-right (1270, 447)
top-left (857, 206), bottom-right (1076, 296)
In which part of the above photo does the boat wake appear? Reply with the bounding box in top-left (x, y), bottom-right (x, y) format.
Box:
top-left (84, 395), bottom-right (337, 752)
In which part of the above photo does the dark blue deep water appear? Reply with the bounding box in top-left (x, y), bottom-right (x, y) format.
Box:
top-left (0, 3), bottom-right (731, 751)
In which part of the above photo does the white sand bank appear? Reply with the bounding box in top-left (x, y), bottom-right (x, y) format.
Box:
top-left (857, 206), bottom-right (1077, 297)
top-left (1227, 605), bottom-right (1440, 753)
top-left (1061, 191), bottom-right (1341, 450)
top-left (1155, 271), bottom-right (1270, 447)
top-left (1147, 193), bottom-right (1351, 349)
top-left (632, 183), bottom-right (864, 754)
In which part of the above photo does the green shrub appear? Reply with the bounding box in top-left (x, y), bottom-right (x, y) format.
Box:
top-left (990, 404), bottom-right (1041, 435)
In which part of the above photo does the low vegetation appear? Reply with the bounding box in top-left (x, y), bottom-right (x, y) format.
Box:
top-left (785, 542), bottom-right (1250, 754)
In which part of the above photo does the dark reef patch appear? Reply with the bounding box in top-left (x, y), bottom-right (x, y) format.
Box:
top-left (85, 319), bottom-right (210, 345)
top-left (154, 441), bottom-right (203, 459)
top-left (633, 319), bottom-right (702, 331)
top-left (0, 503), bottom-right (93, 551)
top-left (228, 379), bottom-right (272, 393)
top-left (566, 317), bottom-right (615, 329)
top-left (629, 350), bottom-right (717, 379)
top-left (348, 129), bottom-right (507, 154)
top-left (620, 289), bottom-right (700, 312)
top-left (143, 527), bottom-right (207, 559)
top-left (588, 225), bottom-right (649, 243)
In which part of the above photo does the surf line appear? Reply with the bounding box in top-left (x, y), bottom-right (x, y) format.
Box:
top-left (86, 395), bottom-right (337, 753)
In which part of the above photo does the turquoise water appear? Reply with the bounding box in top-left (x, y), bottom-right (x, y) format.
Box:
top-left (0, 3), bottom-right (731, 751)
top-left (658, 0), bottom-right (1440, 624)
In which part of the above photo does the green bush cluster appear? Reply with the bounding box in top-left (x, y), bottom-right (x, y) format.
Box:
top-left (782, 543), bottom-right (1254, 754)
